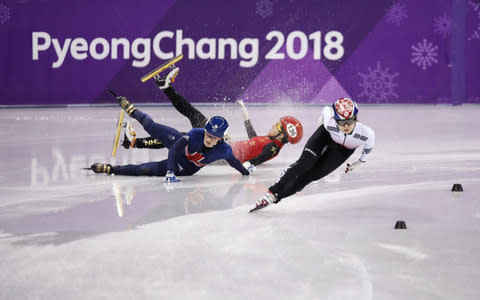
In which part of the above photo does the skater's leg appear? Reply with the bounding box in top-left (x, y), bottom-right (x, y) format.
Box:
top-left (133, 137), bottom-right (165, 149)
top-left (130, 110), bottom-right (182, 148)
top-left (281, 145), bottom-right (355, 198)
top-left (163, 87), bottom-right (208, 128)
top-left (271, 144), bottom-right (354, 201)
top-left (112, 161), bottom-right (168, 176)
top-left (301, 144), bottom-right (355, 184)
top-left (268, 125), bottom-right (333, 201)
top-left (121, 121), bottom-right (166, 149)
top-left (268, 150), bottom-right (316, 201)
top-left (154, 67), bottom-right (207, 128)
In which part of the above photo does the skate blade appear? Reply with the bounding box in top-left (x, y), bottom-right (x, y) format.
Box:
top-left (141, 54), bottom-right (183, 82)
top-left (112, 110), bottom-right (125, 157)
top-left (249, 204), bottom-right (268, 213)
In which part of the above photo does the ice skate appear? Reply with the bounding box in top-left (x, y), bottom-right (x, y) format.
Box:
top-left (140, 54), bottom-right (183, 82)
top-left (154, 66), bottom-right (180, 90)
top-left (249, 192), bottom-right (277, 212)
top-left (121, 121), bottom-right (137, 149)
top-left (87, 163), bottom-right (113, 174)
top-left (117, 96), bottom-right (137, 116)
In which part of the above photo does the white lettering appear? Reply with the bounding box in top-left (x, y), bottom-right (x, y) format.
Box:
top-left (153, 31), bottom-right (174, 59)
top-left (239, 38), bottom-right (259, 68)
top-left (31, 30), bottom-right (344, 69)
top-left (90, 37), bottom-right (110, 60)
top-left (69, 38), bottom-right (88, 60)
top-left (218, 38), bottom-right (237, 59)
top-left (176, 29), bottom-right (195, 59)
top-left (131, 38), bottom-right (151, 67)
top-left (32, 32), bottom-right (51, 60)
top-left (196, 37), bottom-right (216, 59)
top-left (111, 38), bottom-right (130, 59)
top-left (51, 38), bottom-right (72, 68)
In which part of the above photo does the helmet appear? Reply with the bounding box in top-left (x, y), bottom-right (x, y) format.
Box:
top-left (205, 116), bottom-right (229, 138)
top-left (279, 116), bottom-right (303, 144)
top-left (332, 97), bottom-right (358, 120)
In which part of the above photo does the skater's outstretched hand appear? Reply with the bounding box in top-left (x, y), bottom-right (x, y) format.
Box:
top-left (345, 160), bottom-right (364, 173)
top-left (243, 161), bottom-right (256, 175)
top-left (165, 170), bottom-right (181, 182)
top-left (237, 100), bottom-right (250, 121)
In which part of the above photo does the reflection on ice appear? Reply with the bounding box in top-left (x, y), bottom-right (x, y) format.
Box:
top-left (0, 104), bottom-right (479, 299)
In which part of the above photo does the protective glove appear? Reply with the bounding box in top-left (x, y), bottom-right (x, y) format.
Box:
top-left (165, 170), bottom-right (181, 182)
top-left (345, 160), bottom-right (365, 173)
top-left (243, 161), bottom-right (256, 175)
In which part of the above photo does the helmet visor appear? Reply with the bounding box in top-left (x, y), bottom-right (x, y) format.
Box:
top-left (335, 117), bottom-right (356, 126)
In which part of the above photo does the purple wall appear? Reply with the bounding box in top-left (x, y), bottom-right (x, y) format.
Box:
top-left (0, 0), bottom-right (479, 105)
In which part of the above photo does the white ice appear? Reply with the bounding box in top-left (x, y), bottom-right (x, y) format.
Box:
top-left (0, 103), bottom-right (479, 300)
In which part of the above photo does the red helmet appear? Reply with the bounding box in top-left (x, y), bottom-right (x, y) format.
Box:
top-left (332, 97), bottom-right (358, 120)
top-left (279, 116), bottom-right (303, 144)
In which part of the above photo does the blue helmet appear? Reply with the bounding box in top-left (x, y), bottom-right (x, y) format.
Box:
top-left (332, 97), bottom-right (359, 120)
top-left (205, 116), bottom-right (229, 138)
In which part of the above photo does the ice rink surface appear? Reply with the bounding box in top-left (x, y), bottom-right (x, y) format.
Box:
top-left (1, 103), bottom-right (479, 299)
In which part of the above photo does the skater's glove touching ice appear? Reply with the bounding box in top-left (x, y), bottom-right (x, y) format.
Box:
top-left (165, 170), bottom-right (181, 182)
top-left (243, 161), bottom-right (256, 175)
top-left (345, 160), bottom-right (364, 173)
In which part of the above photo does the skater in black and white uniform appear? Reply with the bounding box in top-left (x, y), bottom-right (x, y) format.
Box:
top-left (251, 97), bottom-right (375, 211)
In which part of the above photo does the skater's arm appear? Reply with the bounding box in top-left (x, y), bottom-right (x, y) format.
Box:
top-left (223, 148), bottom-right (250, 175)
top-left (238, 100), bottom-right (257, 138)
top-left (358, 125), bottom-right (375, 162)
top-left (167, 135), bottom-right (189, 172)
top-left (227, 156), bottom-right (250, 175)
top-left (345, 125), bottom-right (375, 173)
top-left (248, 142), bottom-right (281, 166)
top-left (244, 120), bottom-right (258, 139)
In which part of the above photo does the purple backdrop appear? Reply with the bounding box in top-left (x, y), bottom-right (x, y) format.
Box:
top-left (0, 0), bottom-right (479, 105)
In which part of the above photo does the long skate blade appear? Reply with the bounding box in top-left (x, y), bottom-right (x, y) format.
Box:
top-left (140, 54), bottom-right (183, 82)
top-left (107, 88), bottom-right (118, 98)
top-left (112, 110), bottom-right (125, 157)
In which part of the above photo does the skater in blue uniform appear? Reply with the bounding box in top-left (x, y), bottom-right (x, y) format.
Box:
top-left (87, 95), bottom-right (250, 181)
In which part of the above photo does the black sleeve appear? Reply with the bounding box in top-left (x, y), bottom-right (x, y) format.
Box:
top-left (225, 154), bottom-right (250, 175)
top-left (244, 120), bottom-right (258, 139)
top-left (249, 142), bottom-right (281, 166)
top-left (163, 87), bottom-right (208, 128)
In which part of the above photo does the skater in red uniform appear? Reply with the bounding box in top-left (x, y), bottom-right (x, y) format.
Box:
top-left (122, 66), bottom-right (304, 170)
top-left (250, 97), bottom-right (375, 212)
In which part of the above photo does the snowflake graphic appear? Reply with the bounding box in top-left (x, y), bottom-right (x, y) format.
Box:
top-left (385, 2), bottom-right (408, 26)
top-left (433, 13), bottom-right (452, 38)
top-left (467, 0), bottom-right (480, 40)
top-left (0, 3), bottom-right (11, 24)
top-left (358, 61), bottom-right (399, 103)
top-left (256, 0), bottom-right (273, 18)
top-left (411, 39), bottom-right (438, 70)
